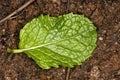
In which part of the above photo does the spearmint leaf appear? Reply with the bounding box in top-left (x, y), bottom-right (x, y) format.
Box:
top-left (8, 13), bottom-right (97, 69)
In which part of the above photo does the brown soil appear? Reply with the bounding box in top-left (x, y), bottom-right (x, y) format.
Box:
top-left (0, 0), bottom-right (120, 80)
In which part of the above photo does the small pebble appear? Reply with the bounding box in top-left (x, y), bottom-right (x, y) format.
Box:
top-left (103, 43), bottom-right (106, 46)
top-left (2, 29), bottom-right (5, 32)
top-left (114, 42), bottom-right (118, 45)
top-left (118, 70), bottom-right (120, 75)
top-left (99, 37), bottom-right (103, 40)
top-left (2, 29), bottom-right (6, 35)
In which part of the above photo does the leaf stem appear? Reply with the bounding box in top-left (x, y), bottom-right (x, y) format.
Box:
top-left (7, 48), bottom-right (24, 53)
top-left (7, 42), bottom-right (55, 53)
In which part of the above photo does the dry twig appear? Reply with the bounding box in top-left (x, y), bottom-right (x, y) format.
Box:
top-left (0, 0), bottom-right (35, 24)
top-left (66, 0), bottom-right (70, 13)
top-left (66, 68), bottom-right (71, 80)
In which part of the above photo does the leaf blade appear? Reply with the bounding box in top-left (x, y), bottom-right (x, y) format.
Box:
top-left (13, 13), bottom-right (97, 69)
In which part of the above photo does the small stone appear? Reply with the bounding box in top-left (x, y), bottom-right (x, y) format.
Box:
top-left (115, 42), bottom-right (118, 45)
top-left (102, 30), bottom-right (106, 34)
top-left (99, 37), bottom-right (103, 40)
top-left (2, 29), bottom-right (5, 32)
top-left (2, 29), bottom-right (6, 35)
top-left (2, 46), bottom-right (5, 49)
top-left (103, 44), bottom-right (106, 46)
top-left (118, 70), bottom-right (120, 75)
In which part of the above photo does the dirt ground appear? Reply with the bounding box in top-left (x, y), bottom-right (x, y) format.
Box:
top-left (0, 0), bottom-right (120, 80)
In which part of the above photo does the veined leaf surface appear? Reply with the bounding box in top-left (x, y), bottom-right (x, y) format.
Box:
top-left (10, 13), bottom-right (97, 69)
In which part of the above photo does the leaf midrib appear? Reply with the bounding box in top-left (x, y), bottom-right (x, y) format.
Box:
top-left (13, 31), bottom-right (88, 53)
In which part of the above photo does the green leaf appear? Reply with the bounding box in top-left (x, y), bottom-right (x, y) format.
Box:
top-left (8, 13), bottom-right (97, 69)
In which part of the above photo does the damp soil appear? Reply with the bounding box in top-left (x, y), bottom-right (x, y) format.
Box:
top-left (0, 0), bottom-right (120, 80)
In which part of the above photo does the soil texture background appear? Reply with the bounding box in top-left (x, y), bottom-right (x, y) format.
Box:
top-left (0, 0), bottom-right (120, 80)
